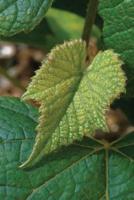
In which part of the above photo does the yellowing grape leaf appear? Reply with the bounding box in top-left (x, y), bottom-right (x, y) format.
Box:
top-left (21, 40), bottom-right (126, 168)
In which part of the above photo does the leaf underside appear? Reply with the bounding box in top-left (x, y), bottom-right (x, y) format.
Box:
top-left (99, 0), bottom-right (134, 96)
top-left (0, 97), bottom-right (134, 200)
top-left (21, 40), bottom-right (126, 168)
top-left (0, 0), bottom-right (53, 36)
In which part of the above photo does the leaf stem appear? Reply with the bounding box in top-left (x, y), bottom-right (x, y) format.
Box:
top-left (82, 0), bottom-right (98, 46)
top-left (105, 149), bottom-right (109, 200)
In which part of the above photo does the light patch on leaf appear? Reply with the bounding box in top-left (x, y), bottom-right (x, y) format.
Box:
top-left (21, 40), bottom-right (126, 168)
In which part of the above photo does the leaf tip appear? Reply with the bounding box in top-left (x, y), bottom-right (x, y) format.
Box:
top-left (19, 158), bottom-right (34, 169)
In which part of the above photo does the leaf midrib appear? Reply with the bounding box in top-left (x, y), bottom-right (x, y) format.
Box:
top-left (26, 144), bottom-right (134, 199)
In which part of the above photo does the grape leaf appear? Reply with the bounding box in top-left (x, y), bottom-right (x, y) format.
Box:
top-left (21, 40), bottom-right (126, 168)
top-left (99, 0), bottom-right (134, 96)
top-left (0, 0), bottom-right (53, 36)
top-left (1, 8), bottom-right (101, 51)
top-left (0, 19), bottom-right (50, 50)
top-left (0, 97), bottom-right (133, 199)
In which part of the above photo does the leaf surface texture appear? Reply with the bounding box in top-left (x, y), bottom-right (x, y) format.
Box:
top-left (22, 40), bottom-right (126, 167)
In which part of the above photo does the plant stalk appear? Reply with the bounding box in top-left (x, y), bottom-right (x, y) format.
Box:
top-left (82, 0), bottom-right (98, 46)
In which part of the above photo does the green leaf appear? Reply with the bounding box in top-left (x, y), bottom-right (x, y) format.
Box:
top-left (0, 19), bottom-right (51, 50)
top-left (99, 0), bottom-right (134, 67)
top-left (0, 97), bottom-right (134, 199)
top-left (46, 8), bottom-right (101, 41)
top-left (21, 40), bottom-right (126, 168)
top-left (99, 0), bottom-right (134, 96)
top-left (1, 8), bottom-right (101, 50)
top-left (0, 0), bottom-right (53, 36)
top-left (46, 8), bottom-right (84, 40)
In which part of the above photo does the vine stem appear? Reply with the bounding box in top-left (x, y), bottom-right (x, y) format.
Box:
top-left (82, 0), bottom-right (98, 47)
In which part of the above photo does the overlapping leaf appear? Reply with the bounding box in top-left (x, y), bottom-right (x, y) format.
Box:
top-left (1, 8), bottom-right (101, 52)
top-left (46, 8), bottom-right (101, 41)
top-left (21, 40), bottom-right (126, 168)
top-left (99, 0), bottom-right (134, 96)
top-left (0, 97), bottom-right (134, 199)
top-left (0, 0), bottom-right (53, 36)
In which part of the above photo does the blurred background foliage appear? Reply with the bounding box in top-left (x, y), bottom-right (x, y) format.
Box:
top-left (53, 0), bottom-right (88, 16)
top-left (0, 0), bottom-right (134, 125)
top-left (0, 0), bottom-right (89, 96)
top-left (1, 0), bottom-right (101, 51)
